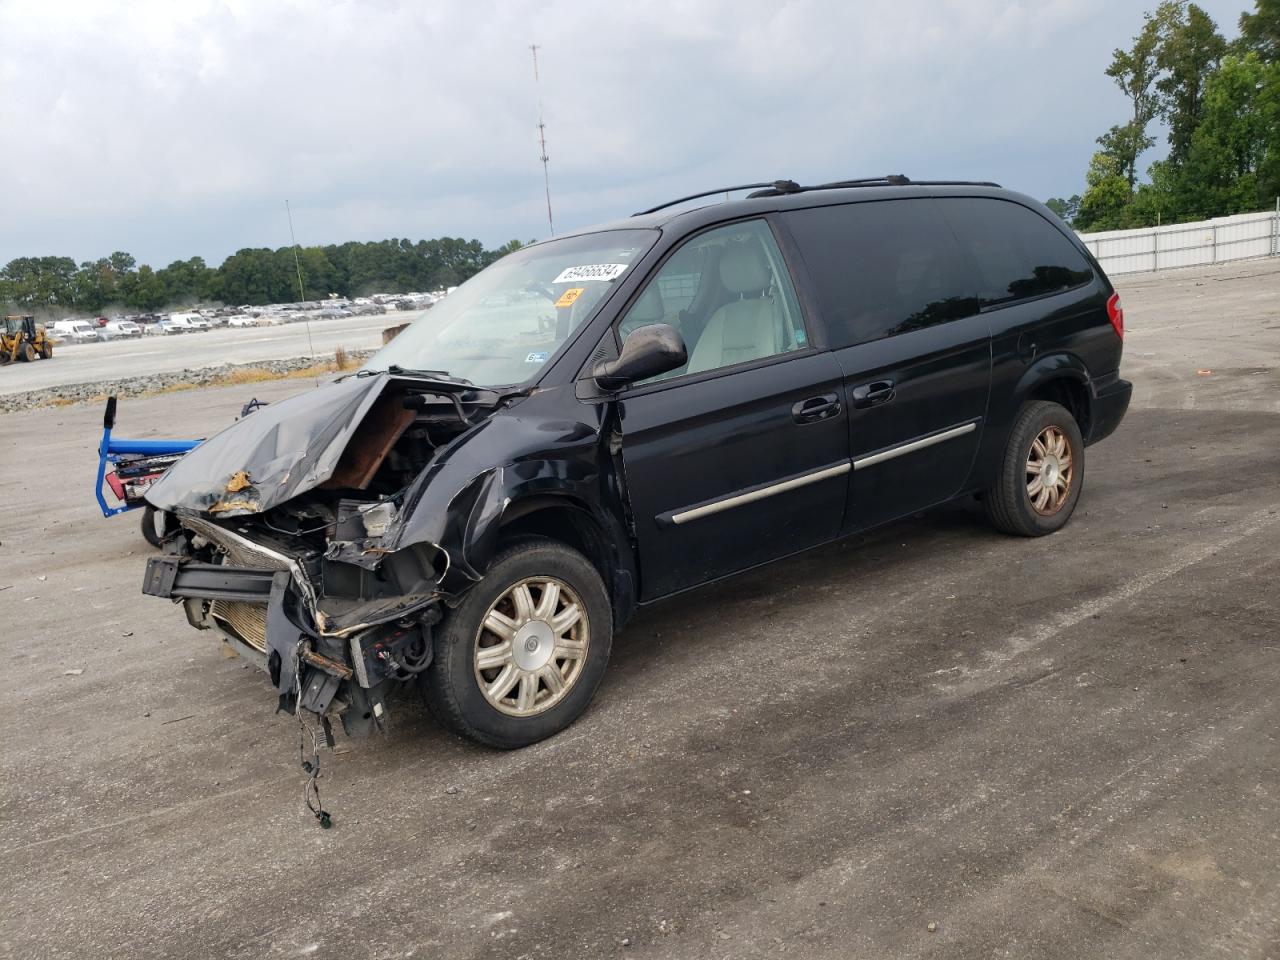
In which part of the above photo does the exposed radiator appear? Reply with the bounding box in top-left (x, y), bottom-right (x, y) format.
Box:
top-left (184, 517), bottom-right (291, 654)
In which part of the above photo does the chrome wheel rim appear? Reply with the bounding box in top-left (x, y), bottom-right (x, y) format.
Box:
top-left (473, 576), bottom-right (589, 717)
top-left (1026, 425), bottom-right (1074, 515)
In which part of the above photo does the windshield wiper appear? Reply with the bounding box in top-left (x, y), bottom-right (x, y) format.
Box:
top-left (386, 365), bottom-right (474, 386)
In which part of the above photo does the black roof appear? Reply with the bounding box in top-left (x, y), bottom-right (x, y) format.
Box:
top-left (546, 176), bottom-right (1032, 244)
top-left (632, 174), bottom-right (1000, 216)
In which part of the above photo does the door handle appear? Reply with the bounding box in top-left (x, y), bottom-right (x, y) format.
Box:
top-left (851, 379), bottom-right (896, 409)
top-left (792, 393), bottom-right (841, 424)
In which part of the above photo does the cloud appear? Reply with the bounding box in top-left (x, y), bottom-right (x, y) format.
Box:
top-left (0, 0), bottom-right (1247, 266)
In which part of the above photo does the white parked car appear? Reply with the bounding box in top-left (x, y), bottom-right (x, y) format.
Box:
top-left (150, 318), bottom-right (186, 335)
top-left (226, 315), bottom-right (258, 327)
top-left (51, 320), bottom-right (100, 343)
top-left (168, 312), bottom-right (211, 331)
top-left (98, 319), bottom-right (143, 341)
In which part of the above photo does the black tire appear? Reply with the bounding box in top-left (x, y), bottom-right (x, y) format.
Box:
top-left (39, 341), bottom-right (52, 359)
top-left (422, 537), bottom-right (612, 749)
top-left (18, 342), bottom-right (36, 362)
top-left (140, 505), bottom-right (171, 548)
top-left (985, 400), bottom-right (1085, 537)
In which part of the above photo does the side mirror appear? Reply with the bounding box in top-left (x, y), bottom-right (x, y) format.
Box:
top-left (592, 323), bottom-right (687, 391)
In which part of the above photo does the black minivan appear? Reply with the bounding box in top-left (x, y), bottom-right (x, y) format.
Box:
top-left (144, 176), bottom-right (1131, 749)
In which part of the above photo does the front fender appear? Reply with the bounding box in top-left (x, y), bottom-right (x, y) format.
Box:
top-left (385, 389), bottom-right (616, 594)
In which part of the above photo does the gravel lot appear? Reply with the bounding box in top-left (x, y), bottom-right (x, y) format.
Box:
top-left (2, 259), bottom-right (1278, 960)
top-left (0, 310), bottom-right (426, 397)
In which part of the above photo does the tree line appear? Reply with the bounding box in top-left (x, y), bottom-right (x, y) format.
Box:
top-left (1048, 0), bottom-right (1279, 231)
top-left (0, 236), bottom-right (527, 315)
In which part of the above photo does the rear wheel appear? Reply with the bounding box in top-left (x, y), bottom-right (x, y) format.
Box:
top-left (423, 537), bottom-right (611, 748)
top-left (39, 341), bottom-right (52, 359)
top-left (985, 400), bottom-right (1084, 536)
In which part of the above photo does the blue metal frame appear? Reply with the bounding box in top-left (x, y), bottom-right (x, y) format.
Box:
top-left (96, 423), bottom-right (201, 518)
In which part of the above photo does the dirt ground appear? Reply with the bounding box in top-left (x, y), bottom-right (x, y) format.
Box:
top-left (2, 259), bottom-right (1278, 960)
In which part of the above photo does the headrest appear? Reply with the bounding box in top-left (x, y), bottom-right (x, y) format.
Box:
top-left (719, 243), bottom-right (770, 295)
top-left (630, 283), bottom-right (665, 324)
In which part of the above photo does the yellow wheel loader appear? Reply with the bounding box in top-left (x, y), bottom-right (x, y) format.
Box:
top-left (0, 316), bottom-right (53, 363)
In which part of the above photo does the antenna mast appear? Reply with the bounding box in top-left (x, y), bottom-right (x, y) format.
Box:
top-left (530, 43), bottom-right (554, 236)
top-left (284, 199), bottom-right (318, 364)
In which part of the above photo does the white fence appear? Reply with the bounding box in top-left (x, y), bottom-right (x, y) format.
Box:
top-left (1076, 204), bottom-right (1280, 275)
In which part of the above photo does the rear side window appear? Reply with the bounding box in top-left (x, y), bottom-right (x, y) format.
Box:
top-left (783, 199), bottom-right (977, 348)
top-left (937, 198), bottom-right (1093, 307)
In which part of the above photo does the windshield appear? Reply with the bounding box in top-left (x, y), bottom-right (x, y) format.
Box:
top-left (365, 228), bottom-right (657, 385)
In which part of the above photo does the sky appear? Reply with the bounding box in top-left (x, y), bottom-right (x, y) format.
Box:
top-left (0, 0), bottom-right (1250, 268)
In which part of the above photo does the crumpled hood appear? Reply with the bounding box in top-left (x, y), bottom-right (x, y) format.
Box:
top-left (146, 373), bottom-right (390, 517)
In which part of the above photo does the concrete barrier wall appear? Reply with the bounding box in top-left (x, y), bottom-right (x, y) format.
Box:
top-left (1076, 205), bottom-right (1280, 275)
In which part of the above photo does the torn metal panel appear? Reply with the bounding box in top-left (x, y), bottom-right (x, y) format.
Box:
top-left (145, 372), bottom-right (391, 516)
top-left (384, 402), bottom-right (611, 583)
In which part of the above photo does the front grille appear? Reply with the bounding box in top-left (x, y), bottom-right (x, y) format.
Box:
top-left (184, 517), bottom-right (291, 653)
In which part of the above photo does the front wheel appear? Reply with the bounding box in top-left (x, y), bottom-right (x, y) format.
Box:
top-left (422, 537), bottom-right (612, 748)
top-left (985, 400), bottom-right (1084, 537)
top-left (140, 505), bottom-right (176, 548)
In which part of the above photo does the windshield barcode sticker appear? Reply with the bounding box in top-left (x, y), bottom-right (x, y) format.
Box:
top-left (553, 263), bottom-right (628, 284)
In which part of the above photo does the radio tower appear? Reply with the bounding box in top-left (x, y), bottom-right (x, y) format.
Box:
top-left (530, 43), bottom-right (554, 236)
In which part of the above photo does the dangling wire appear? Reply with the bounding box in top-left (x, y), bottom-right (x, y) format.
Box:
top-left (293, 639), bottom-right (332, 829)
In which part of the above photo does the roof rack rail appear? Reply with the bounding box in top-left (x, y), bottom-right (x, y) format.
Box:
top-left (633, 180), bottom-right (801, 216)
top-left (634, 175), bottom-right (1004, 216)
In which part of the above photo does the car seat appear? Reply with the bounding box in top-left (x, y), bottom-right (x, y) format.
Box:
top-left (687, 242), bottom-right (782, 374)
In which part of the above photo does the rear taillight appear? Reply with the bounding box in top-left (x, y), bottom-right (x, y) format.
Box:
top-left (1106, 292), bottom-right (1124, 340)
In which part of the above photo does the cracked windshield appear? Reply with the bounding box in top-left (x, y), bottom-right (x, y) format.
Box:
top-left (366, 228), bottom-right (657, 385)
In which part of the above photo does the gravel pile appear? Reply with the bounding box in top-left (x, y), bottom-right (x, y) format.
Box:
top-left (0, 351), bottom-right (376, 413)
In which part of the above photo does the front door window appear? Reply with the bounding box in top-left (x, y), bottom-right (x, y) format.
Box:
top-left (616, 219), bottom-right (809, 385)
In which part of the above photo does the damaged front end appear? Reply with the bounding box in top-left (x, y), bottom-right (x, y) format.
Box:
top-left (140, 370), bottom-right (531, 740)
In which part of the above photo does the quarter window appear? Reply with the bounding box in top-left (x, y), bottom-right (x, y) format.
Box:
top-left (937, 198), bottom-right (1093, 307)
top-left (617, 219), bottom-right (809, 384)
top-left (783, 199), bottom-right (978, 349)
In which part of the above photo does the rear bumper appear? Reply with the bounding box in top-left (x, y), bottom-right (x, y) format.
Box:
top-left (1088, 373), bottom-right (1132, 445)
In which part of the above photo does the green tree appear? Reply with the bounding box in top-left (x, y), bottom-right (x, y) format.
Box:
top-left (1104, 14), bottom-right (1162, 188)
top-left (1, 256), bottom-right (78, 307)
top-left (219, 248), bottom-right (291, 305)
top-left (1179, 53), bottom-right (1280, 213)
top-left (1075, 153), bottom-right (1135, 231)
top-left (1237, 0), bottom-right (1280, 60)
top-left (126, 265), bottom-right (168, 311)
top-left (107, 251), bottom-right (137, 277)
top-left (1045, 196), bottom-right (1082, 224)
top-left (5, 236), bottom-right (509, 311)
top-left (158, 256), bottom-right (217, 306)
top-left (488, 238), bottom-right (534, 261)
top-left (1153, 2), bottom-right (1229, 166)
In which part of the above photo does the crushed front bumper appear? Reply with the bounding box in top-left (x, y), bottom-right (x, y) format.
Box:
top-left (143, 546), bottom-right (438, 740)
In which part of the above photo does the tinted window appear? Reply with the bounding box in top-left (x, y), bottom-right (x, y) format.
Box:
top-left (617, 219), bottom-right (809, 384)
top-left (937, 198), bottom-right (1093, 307)
top-left (784, 199), bottom-right (977, 348)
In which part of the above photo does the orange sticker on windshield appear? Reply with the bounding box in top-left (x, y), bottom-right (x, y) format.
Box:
top-left (555, 287), bottom-right (585, 308)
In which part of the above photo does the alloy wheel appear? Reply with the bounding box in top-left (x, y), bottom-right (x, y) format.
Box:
top-left (1026, 425), bottom-right (1074, 515)
top-left (473, 576), bottom-right (589, 717)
